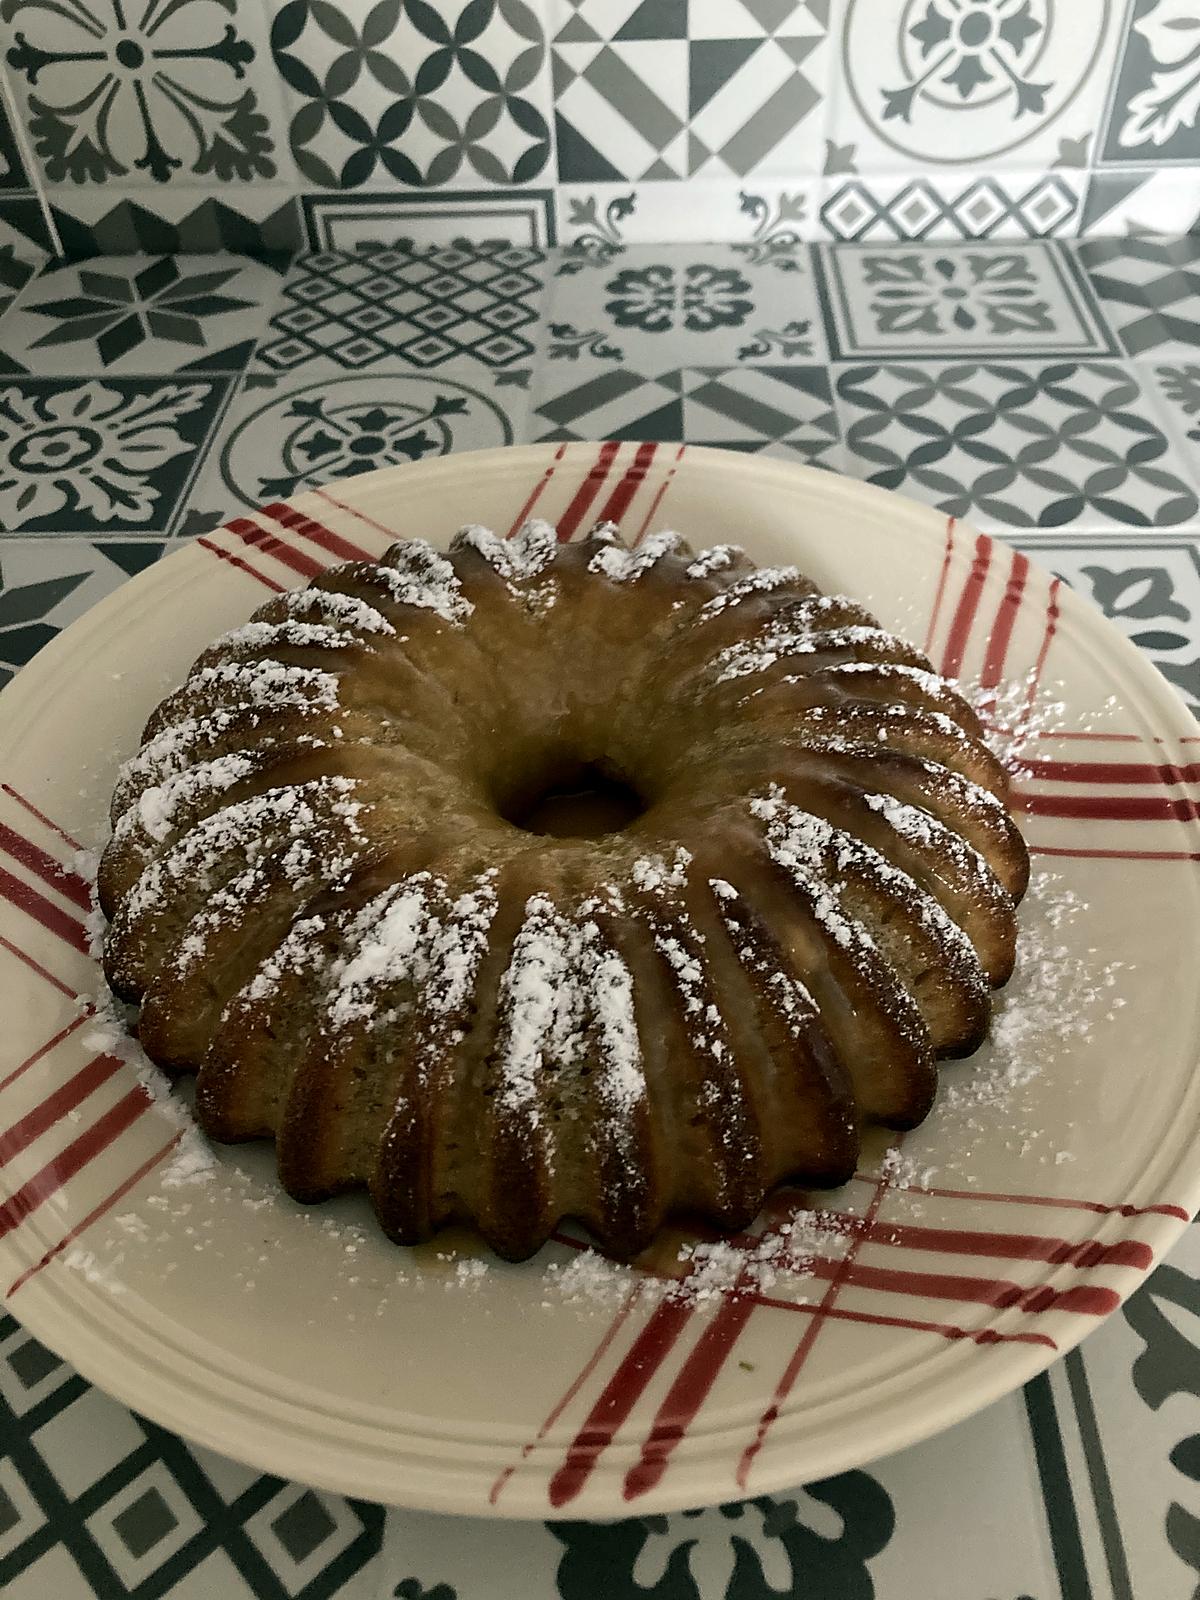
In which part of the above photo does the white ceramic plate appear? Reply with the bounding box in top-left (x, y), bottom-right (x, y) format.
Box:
top-left (1, 442), bottom-right (1197, 1519)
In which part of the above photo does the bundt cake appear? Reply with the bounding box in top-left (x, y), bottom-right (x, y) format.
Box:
top-left (99, 519), bottom-right (1028, 1262)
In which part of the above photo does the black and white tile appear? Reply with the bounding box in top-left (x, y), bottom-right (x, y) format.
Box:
top-left (272, 0), bottom-right (552, 189)
top-left (0, 374), bottom-right (232, 536)
top-left (834, 359), bottom-right (1199, 531)
top-left (0, 254), bottom-right (286, 375)
top-left (1097, 0), bottom-right (1200, 167)
top-left (256, 246), bottom-right (549, 376)
top-left (550, 0), bottom-right (831, 182)
top-left (830, 0), bottom-right (1126, 175)
top-left (815, 240), bottom-right (1114, 358)
top-left (1076, 234), bottom-right (1200, 360)
top-left (546, 241), bottom-right (827, 366)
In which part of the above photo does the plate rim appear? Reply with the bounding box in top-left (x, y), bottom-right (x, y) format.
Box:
top-left (1, 441), bottom-right (1197, 1517)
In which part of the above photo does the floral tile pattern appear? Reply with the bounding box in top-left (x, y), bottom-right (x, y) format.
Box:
top-left (550, 0), bottom-right (831, 182)
top-left (256, 246), bottom-right (548, 375)
top-left (271, 0), bottom-right (551, 189)
top-left (4, 0), bottom-right (288, 188)
top-left (1030, 539), bottom-right (1200, 711)
top-left (546, 241), bottom-right (828, 365)
top-left (1075, 234), bottom-right (1200, 359)
top-left (1098, 0), bottom-right (1200, 165)
top-left (835, 359), bottom-right (1200, 530)
top-left (834, 0), bottom-right (1125, 175)
top-left (815, 240), bottom-right (1115, 358)
top-left (0, 253), bottom-right (285, 375)
top-left (194, 364), bottom-right (520, 523)
top-left (0, 376), bottom-right (229, 533)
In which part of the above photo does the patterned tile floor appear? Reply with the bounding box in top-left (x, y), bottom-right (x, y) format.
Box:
top-left (0, 237), bottom-right (1197, 1598)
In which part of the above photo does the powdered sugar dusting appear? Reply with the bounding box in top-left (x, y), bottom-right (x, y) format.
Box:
top-left (281, 586), bottom-right (396, 634)
top-left (456, 518), bottom-right (558, 581)
top-left (715, 625), bottom-right (897, 684)
top-left (494, 895), bottom-right (646, 1124)
top-left (696, 566), bottom-right (809, 620)
top-left (588, 530), bottom-right (685, 581)
top-left (378, 539), bottom-right (473, 623)
top-left (116, 753), bottom-right (256, 843)
top-left (181, 660), bottom-right (340, 713)
top-left (212, 619), bottom-right (354, 654)
top-left (685, 544), bottom-right (740, 579)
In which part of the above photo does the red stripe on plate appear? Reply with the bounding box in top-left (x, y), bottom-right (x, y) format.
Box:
top-left (924, 516), bottom-right (956, 654)
top-left (979, 548), bottom-right (1029, 691)
top-left (632, 444), bottom-right (686, 547)
top-left (197, 537), bottom-right (286, 593)
top-left (0, 864), bottom-right (88, 952)
top-left (314, 484), bottom-right (401, 543)
top-left (0, 1054), bottom-right (123, 1168)
top-left (488, 1282), bottom-right (646, 1506)
top-left (506, 443), bottom-right (568, 539)
top-left (1016, 791), bottom-right (1200, 822)
top-left (556, 440), bottom-right (621, 542)
top-left (262, 501), bottom-right (372, 564)
top-left (0, 820), bottom-right (90, 909)
top-left (940, 533), bottom-right (992, 679)
top-left (0, 1013), bottom-right (89, 1094)
top-left (870, 1217), bottom-right (1152, 1270)
top-left (225, 517), bottom-right (323, 580)
top-left (0, 1087), bottom-right (148, 1240)
top-left (1015, 758), bottom-right (1200, 786)
top-left (597, 440), bottom-right (657, 528)
top-left (736, 1172), bottom-right (892, 1489)
top-left (0, 933), bottom-right (78, 998)
top-left (0, 785), bottom-right (84, 852)
top-left (747, 1292), bottom-right (1057, 1350)
top-left (812, 1254), bottom-right (1119, 1317)
top-left (1029, 845), bottom-right (1200, 862)
top-left (864, 1173), bottom-right (1189, 1220)
top-left (7, 1131), bottom-right (183, 1299)
top-left (623, 1289), bottom-right (758, 1502)
top-left (548, 1296), bottom-right (695, 1508)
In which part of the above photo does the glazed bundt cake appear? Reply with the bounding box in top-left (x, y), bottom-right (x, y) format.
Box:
top-left (99, 519), bottom-right (1028, 1261)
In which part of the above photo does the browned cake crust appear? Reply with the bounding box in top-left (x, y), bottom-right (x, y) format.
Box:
top-left (99, 521), bottom-right (1028, 1261)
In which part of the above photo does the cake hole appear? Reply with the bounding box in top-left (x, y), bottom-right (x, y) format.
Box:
top-left (505, 764), bottom-right (645, 839)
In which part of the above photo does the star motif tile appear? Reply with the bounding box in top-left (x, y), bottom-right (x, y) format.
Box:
top-left (0, 255), bottom-right (285, 376)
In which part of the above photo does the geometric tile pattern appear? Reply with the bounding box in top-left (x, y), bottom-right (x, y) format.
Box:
top-left (534, 360), bottom-right (842, 465)
top-left (0, 255), bottom-right (285, 376)
top-left (1075, 235), bottom-right (1200, 359)
top-left (551, 0), bottom-right (830, 181)
top-left (272, 0), bottom-right (551, 187)
top-left (820, 176), bottom-right (1082, 243)
top-left (257, 246), bottom-right (546, 373)
top-left (836, 360), bottom-right (1200, 530)
top-left (0, 1313), bottom-right (385, 1599)
top-left (815, 241), bottom-right (1114, 359)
